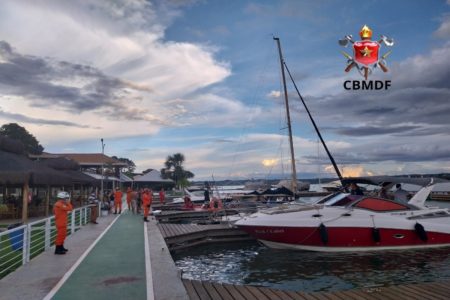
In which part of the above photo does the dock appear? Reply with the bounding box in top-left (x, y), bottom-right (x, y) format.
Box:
top-left (158, 223), bottom-right (253, 251)
top-left (2, 208), bottom-right (450, 299)
top-left (182, 278), bottom-right (450, 300)
top-left (155, 209), bottom-right (240, 223)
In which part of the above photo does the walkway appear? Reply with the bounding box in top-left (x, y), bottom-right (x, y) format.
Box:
top-left (48, 212), bottom-right (148, 300)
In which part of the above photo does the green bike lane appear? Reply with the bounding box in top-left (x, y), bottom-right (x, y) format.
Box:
top-left (49, 212), bottom-right (149, 300)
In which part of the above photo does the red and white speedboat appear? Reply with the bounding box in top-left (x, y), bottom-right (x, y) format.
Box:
top-left (235, 177), bottom-right (450, 252)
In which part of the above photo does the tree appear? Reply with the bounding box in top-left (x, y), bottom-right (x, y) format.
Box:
top-left (0, 123), bottom-right (44, 154)
top-left (160, 153), bottom-right (194, 189)
top-left (111, 156), bottom-right (136, 175)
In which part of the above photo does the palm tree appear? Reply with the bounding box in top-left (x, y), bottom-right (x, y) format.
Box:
top-left (160, 153), bottom-right (194, 189)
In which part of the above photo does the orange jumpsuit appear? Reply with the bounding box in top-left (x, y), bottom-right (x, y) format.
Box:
top-left (126, 188), bottom-right (133, 210)
top-left (159, 190), bottom-right (165, 204)
top-left (53, 200), bottom-right (73, 246)
top-left (142, 191), bottom-right (152, 218)
top-left (114, 190), bottom-right (123, 213)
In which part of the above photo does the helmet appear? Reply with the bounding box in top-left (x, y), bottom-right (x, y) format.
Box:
top-left (57, 191), bottom-right (70, 199)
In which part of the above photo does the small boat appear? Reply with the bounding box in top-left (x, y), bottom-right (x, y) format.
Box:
top-left (276, 179), bottom-right (310, 192)
top-left (235, 176), bottom-right (450, 251)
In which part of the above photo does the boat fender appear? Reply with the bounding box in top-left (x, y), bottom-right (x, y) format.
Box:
top-left (372, 227), bottom-right (381, 243)
top-left (414, 223), bottom-right (428, 242)
top-left (319, 223), bottom-right (328, 245)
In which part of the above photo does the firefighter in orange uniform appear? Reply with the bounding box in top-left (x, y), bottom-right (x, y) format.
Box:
top-left (114, 187), bottom-right (123, 214)
top-left (53, 191), bottom-right (73, 255)
top-left (159, 188), bottom-right (165, 205)
top-left (142, 188), bottom-right (152, 222)
top-left (126, 187), bottom-right (133, 211)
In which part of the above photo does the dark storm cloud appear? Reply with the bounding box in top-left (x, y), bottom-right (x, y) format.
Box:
top-left (294, 35), bottom-right (450, 168)
top-left (335, 125), bottom-right (420, 136)
top-left (0, 41), bottom-right (133, 113)
top-left (0, 109), bottom-right (98, 128)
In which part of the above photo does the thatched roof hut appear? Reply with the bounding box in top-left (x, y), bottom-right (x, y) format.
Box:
top-left (36, 157), bottom-right (96, 185)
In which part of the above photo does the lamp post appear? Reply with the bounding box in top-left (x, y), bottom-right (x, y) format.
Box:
top-left (100, 138), bottom-right (105, 202)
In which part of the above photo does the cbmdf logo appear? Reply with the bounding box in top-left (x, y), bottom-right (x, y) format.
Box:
top-left (339, 25), bottom-right (394, 90)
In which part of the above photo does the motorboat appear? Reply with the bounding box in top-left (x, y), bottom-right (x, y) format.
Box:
top-left (235, 176), bottom-right (450, 252)
top-left (276, 179), bottom-right (310, 192)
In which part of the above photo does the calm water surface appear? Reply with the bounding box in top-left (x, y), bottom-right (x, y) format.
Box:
top-left (173, 200), bottom-right (450, 293)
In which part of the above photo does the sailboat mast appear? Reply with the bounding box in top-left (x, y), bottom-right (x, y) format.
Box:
top-left (274, 37), bottom-right (298, 194)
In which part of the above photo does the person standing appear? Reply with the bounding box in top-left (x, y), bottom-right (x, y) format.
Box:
top-left (126, 187), bottom-right (133, 211)
top-left (159, 188), bottom-right (166, 205)
top-left (113, 187), bottom-right (123, 214)
top-left (142, 188), bottom-right (152, 222)
top-left (204, 188), bottom-right (210, 203)
top-left (394, 184), bottom-right (409, 204)
top-left (88, 192), bottom-right (99, 224)
top-left (53, 191), bottom-right (73, 255)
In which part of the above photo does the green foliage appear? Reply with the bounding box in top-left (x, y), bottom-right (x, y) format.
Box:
top-left (0, 123), bottom-right (44, 154)
top-left (111, 156), bottom-right (136, 173)
top-left (160, 153), bottom-right (195, 189)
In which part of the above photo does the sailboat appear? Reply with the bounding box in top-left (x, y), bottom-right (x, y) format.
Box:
top-left (235, 38), bottom-right (450, 252)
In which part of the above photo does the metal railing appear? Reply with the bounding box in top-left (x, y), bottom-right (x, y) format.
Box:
top-left (0, 205), bottom-right (95, 279)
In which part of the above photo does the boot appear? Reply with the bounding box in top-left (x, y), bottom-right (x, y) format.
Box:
top-left (143, 217), bottom-right (149, 222)
top-left (54, 245), bottom-right (66, 255)
top-left (113, 211), bottom-right (117, 214)
top-left (62, 245), bottom-right (68, 252)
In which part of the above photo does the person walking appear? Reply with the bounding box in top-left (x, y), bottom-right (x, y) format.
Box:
top-left (126, 187), bottom-right (133, 211)
top-left (114, 187), bottom-right (123, 214)
top-left (53, 191), bottom-right (73, 255)
top-left (142, 188), bottom-right (153, 222)
top-left (159, 188), bottom-right (166, 205)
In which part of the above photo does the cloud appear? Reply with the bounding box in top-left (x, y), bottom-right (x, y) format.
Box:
top-left (0, 107), bottom-right (96, 128)
top-left (0, 0), bottom-right (231, 142)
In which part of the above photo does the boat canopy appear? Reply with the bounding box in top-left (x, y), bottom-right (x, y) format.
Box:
top-left (342, 176), bottom-right (448, 187)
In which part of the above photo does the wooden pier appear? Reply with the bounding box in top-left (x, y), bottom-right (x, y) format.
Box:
top-left (155, 209), bottom-right (240, 224)
top-left (158, 223), bottom-right (253, 251)
top-left (182, 278), bottom-right (450, 300)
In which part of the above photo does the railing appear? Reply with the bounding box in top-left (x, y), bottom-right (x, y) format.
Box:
top-left (0, 205), bottom-right (95, 279)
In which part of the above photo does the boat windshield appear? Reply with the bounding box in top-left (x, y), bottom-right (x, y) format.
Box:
top-left (317, 193), bottom-right (362, 207)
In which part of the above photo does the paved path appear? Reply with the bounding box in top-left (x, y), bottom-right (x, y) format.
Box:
top-left (1, 205), bottom-right (189, 300)
top-left (49, 211), bottom-right (149, 300)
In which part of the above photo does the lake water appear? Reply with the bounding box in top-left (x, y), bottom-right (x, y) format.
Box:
top-left (173, 198), bottom-right (450, 293)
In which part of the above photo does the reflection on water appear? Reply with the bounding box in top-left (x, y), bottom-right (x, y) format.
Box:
top-left (173, 241), bottom-right (450, 292)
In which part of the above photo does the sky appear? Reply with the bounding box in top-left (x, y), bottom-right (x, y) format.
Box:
top-left (0, 0), bottom-right (449, 181)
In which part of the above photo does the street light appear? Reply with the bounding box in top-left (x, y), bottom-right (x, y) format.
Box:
top-left (100, 138), bottom-right (105, 202)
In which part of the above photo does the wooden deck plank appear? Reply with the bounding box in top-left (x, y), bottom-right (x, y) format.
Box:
top-left (267, 288), bottom-right (296, 300)
top-left (183, 279), bottom-right (201, 300)
top-left (399, 284), bottom-right (446, 300)
top-left (202, 281), bottom-right (224, 300)
top-left (427, 281), bottom-right (450, 297)
top-left (387, 286), bottom-right (426, 300)
top-left (222, 283), bottom-right (247, 300)
top-left (323, 290), bottom-right (356, 300)
top-left (255, 286), bottom-right (283, 300)
top-left (232, 284), bottom-right (258, 300)
top-left (372, 287), bottom-right (407, 300)
top-left (244, 285), bottom-right (272, 300)
top-left (282, 290), bottom-right (311, 300)
top-left (192, 280), bottom-right (214, 300)
top-left (294, 292), bottom-right (322, 300)
top-left (405, 283), bottom-right (450, 300)
top-left (210, 283), bottom-right (235, 300)
top-left (309, 292), bottom-right (339, 300)
top-left (339, 289), bottom-right (381, 300)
